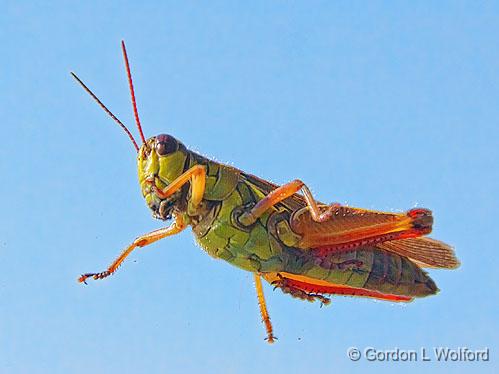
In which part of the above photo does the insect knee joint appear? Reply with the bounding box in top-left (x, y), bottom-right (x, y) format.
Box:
top-left (135, 238), bottom-right (148, 247)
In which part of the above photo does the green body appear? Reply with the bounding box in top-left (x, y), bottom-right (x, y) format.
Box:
top-left (138, 136), bottom-right (436, 298)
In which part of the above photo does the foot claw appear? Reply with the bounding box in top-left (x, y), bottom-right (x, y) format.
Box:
top-left (78, 270), bottom-right (111, 284)
top-left (78, 273), bottom-right (95, 284)
top-left (265, 335), bottom-right (277, 344)
top-left (318, 296), bottom-right (331, 307)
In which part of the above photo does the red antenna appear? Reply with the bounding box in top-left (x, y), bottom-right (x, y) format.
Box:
top-left (70, 72), bottom-right (140, 152)
top-left (121, 40), bottom-right (147, 146)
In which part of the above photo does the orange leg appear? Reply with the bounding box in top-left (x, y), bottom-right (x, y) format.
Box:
top-left (270, 274), bottom-right (331, 305)
top-left (239, 179), bottom-right (338, 226)
top-left (153, 164), bottom-right (206, 215)
top-left (280, 275), bottom-right (413, 302)
top-left (262, 273), bottom-right (413, 303)
top-left (78, 214), bottom-right (186, 283)
top-left (254, 274), bottom-right (276, 344)
top-left (292, 206), bottom-right (434, 251)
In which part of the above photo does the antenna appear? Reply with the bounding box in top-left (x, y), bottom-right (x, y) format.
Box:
top-left (121, 41), bottom-right (147, 146)
top-left (70, 72), bottom-right (140, 152)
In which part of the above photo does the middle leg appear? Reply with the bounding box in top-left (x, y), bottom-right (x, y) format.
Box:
top-left (238, 179), bottom-right (339, 226)
top-left (254, 274), bottom-right (276, 344)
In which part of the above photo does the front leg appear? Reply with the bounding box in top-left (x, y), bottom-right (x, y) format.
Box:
top-left (153, 164), bottom-right (206, 215)
top-left (78, 214), bottom-right (186, 283)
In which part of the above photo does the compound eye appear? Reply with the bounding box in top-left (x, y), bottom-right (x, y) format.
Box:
top-left (155, 134), bottom-right (178, 156)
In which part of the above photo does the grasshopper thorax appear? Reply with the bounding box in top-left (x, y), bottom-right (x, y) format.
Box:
top-left (138, 134), bottom-right (189, 220)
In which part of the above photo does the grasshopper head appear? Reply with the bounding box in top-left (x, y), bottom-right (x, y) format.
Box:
top-left (72, 42), bottom-right (189, 220)
top-left (138, 134), bottom-right (189, 220)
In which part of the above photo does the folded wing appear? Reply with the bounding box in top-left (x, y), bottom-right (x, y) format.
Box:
top-left (377, 237), bottom-right (459, 269)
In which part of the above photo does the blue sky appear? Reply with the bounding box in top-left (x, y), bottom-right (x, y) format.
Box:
top-left (1, 1), bottom-right (498, 373)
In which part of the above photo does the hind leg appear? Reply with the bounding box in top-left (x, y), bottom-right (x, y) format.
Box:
top-left (263, 272), bottom-right (413, 302)
top-left (269, 274), bottom-right (331, 306)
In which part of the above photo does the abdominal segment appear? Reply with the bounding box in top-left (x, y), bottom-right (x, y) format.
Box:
top-left (273, 246), bottom-right (438, 299)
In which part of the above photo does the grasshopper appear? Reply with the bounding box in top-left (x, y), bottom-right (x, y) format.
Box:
top-left (73, 42), bottom-right (459, 343)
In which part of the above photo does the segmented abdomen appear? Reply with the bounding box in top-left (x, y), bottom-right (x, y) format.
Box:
top-left (283, 247), bottom-right (437, 298)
